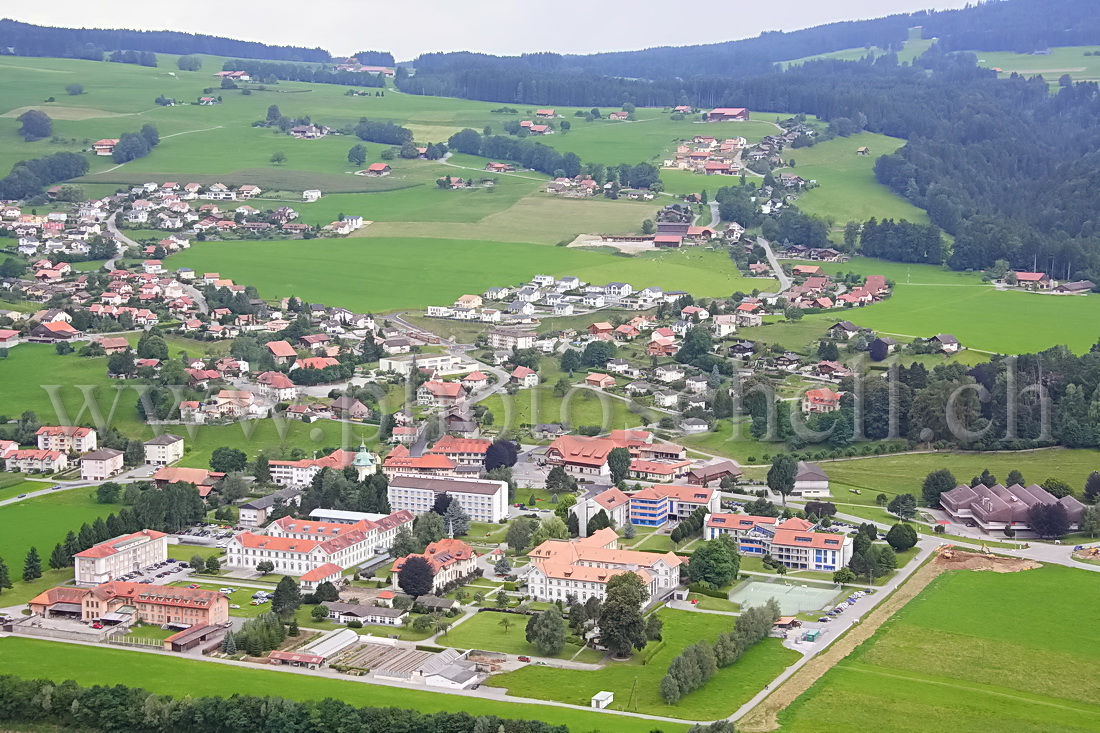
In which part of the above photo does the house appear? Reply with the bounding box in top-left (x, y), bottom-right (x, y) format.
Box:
top-left (829, 321), bottom-right (859, 340)
top-left (73, 530), bottom-right (168, 586)
top-left (1054, 280), bottom-right (1095, 294)
top-left (933, 334), bottom-right (961, 354)
top-left (28, 321), bottom-right (82, 343)
top-left (152, 466), bottom-right (224, 496)
top-left (536, 109), bottom-right (556, 118)
top-left (390, 539), bottom-right (478, 594)
top-left (712, 314), bottom-right (738, 337)
top-left (331, 396), bottom-right (371, 421)
top-left (585, 373), bottom-right (616, 389)
top-left (255, 371), bottom-right (298, 403)
top-left (417, 380), bottom-right (467, 408)
top-left (365, 163), bottom-right (391, 176)
top-left (654, 365), bottom-right (685, 383)
top-left (79, 449), bottom-right (124, 481)
top-left (571, 487), bottom-right (630, 535)
top-left (238, 487), bottom-right (303, 527)
top-left (588, 321), bottom-right (614, 338)
top-left (488, 329), bottom-right (535, 351)
top-left (680, 418), bottom-right (709, 434)
top-left (687, 460), bottom-right (742, 486)
top-left (802, 387), bottom-right (842, 414)
top-left (1014, 272), bottom-right (1051, 289)
top-left (92, 139), bottom-right (119, 156)
top-left (323, 602), bottom-right (407, 626)
top-left (706, 107), bottom-right (749, 122)
top-left (793, 462), bottom-right (830, 497)
top-left (654, 390), bottom-right (679, 408)
top-left (511, 365), bottom-right (539, 387)
top-left (266, 340), bottom-right (297, 365)
top-left (869, 336), bottom-right (898, 356)
top-left (143, 434), bottom-right (184, 466)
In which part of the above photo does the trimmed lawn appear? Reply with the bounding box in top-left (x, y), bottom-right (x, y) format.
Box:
top-left (779, 565), bottom-right (1100, 732)
top-left (166, 544), bottom-right (224, 562)
top-left (492, 607), bottom-right (800, 718)
top-left (0, 636), bottom-right (673, 733)
top-left (443, 610), bottom-right (596, 661)
top-left (124, 624), bottom-right (178, 641)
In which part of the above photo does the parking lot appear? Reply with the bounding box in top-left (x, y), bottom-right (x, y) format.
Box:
top-left (173, 524), bottom-right (240, 549)
top-left (114, 558), bottom-right (195, 586)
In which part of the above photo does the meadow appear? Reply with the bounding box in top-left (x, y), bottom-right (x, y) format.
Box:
top-left (0, 637), bottom-right (680, 733)
top-left (975, 46), bottom-right (1100, 83)
top-left (443, 610), bottom-right (602, 662)
top-left (777, 565), bottom-right (1100, 732)
top-left (492, 607), bottom-right (801, 718)
top-left (169, 240), bottom-right (770, 313)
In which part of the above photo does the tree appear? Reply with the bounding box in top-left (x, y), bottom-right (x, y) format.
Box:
top-left (887, 493), bottom-right (918, 520)
top-left (315, 581), bottom-right (340, 602)
top-left (414, 511), bottom-right (446, 546)
top-left (494, 556), bottom-right (511, 575)
top-left (608, 447), bottom-right (631, 484)
top-left (443, 499), bottom-right (471, 537)
top-left (256, 560), bottom-right (274, 575)
top-left (641, 218), bottom-right (656, 235)
top-left (177, 55), bottom-right (202, 71)
top-left (767, 453), bottom-right (798, 504)
top-left (1028, 502), bottom-right (1069, 539)
top-left (599, 572), bottom-right (648, 658)
top-left (397, 555), bottom-right (433, 597)
top-left (48, 543), bottom-right (68, 570)
top-left (253, 455), bottom-right (271, 484)
top-left (96, 482), bottom-right (121, 504)
top-left (347, 144), bottom-right (367, 166)
top-left (287, 619), bottom-right (299, 637)
top-left (22, 546), bottom-right (41, 582)
top-left (65, 83), bottom-right (85, 96)
top-left (832, 567), bottom-right (856, 584)
top-left (688, 537), bottom-right (740, 587)
top-left (270, 151), bottom-right (287, 165)
top-left (485, 440), bottom-right (518, 471)
top-left (884, 522), bottom-right (918, 551)
top-left (498, 615), bottom-right (514, 634)
top-left (18, 109), bottom-right (52, 141)
top-left (140, 123), bottom-right (160, 147)
top-left (190, 554), bottom-right (206, 572)
top-left (390, 525), bottom-right (419, 557)
top-left (623, 520), bottom-right (636, 539)
top-left (1085, 471), bottom-right (1100, 502)
top-left (210, 447), bottom-right (247, 473)
top-left (545, 465), bottom-right (577, 494)
top-left (221, 632), bottom-right (237, 654)
top-left (272, 574), bottom-right (303, 617)
top-left (311, 604), bottom-right (329, 621)
top-left (525, 606), bottom-right (566, 656)
top-left (1005, 470), bottom-right (1024, 487)
top-left (506, 517), bottom-right (534, 552)
top-left (205, 556), bottom-right (221, 574)
top-left (1042, 478), bottom-right (1074, 498)
top-left (1081, 505), bottom-right (1100, 538)
top-left (876, 544), bottom-right (897, 571)
top-left (921, 468), bottom-right (957, 506)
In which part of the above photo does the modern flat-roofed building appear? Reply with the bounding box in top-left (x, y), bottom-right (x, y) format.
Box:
top-left (628, 484), bottom-right (719, 527)
top-left (387, 475), bottom-right (509, 523)
top-left (74, 529), bottom-right (169, 586)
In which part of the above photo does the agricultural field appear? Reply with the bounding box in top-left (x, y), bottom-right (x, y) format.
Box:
top-left (494, 607), bottom-right (799, 718)
top-left (778, 565), bottom-right (1100, 732)
top-left (0, 636), bottom-right (672, 733)
top-left (975, 46), bottom-right (1100, 83)
top-left (780, 28), bottom-right (937, 69)
top-left (170, 240), bottom-right (769, 314)
top-left (784, 132), bottom-right (930, 225)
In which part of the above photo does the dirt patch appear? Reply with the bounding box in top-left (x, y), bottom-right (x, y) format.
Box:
top-left (738, 550), bottom-right (1037, 732)
top-left (567, 234), bottom-right (656, 253)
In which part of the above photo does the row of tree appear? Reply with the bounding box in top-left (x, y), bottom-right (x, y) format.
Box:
top-left (0, 150), bottom-right (89, 200)
top-left (222, 59), bottom-right (386, 87)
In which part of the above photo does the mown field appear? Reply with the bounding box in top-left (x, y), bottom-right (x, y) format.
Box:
top-left (0, 637), bottom-right (677, 733)
top-left (778, 565), bottom-right (1100, 733)
top-left (975, 46), bottom-right (1100, 83)
top-left (493, 607), bottom-right (800, 718)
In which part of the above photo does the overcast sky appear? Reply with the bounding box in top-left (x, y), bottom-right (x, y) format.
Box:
top-left (12, 0), bottom-right (972, 60)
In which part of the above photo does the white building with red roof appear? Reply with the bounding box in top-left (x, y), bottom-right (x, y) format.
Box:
top-left (416, 379), bottom-right (467, 408)
top-left (704, 514), bottom-right (851, 571)
top-left (510, 365), bottom-right (539, 388)
top-left (426, 435), bottom-right (491, 466)
top-left (390, 539), bottom-right (477, 594)
top-left (269, 448), bottom-right (358, 488)
top-left (255, 370), bottom-right (298, 402)
top-left (74, 529), bottom-right (168, 586)
top-left (36, 426), bottom-right (97, 453)
top-left (802, 387), bottom-right (843, 414)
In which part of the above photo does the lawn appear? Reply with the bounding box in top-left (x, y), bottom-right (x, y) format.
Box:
top-left (442, 610), bottom-right (602, 662)
top-left (492, 607), bottom-right (801, 718)
top-left (124, 624), bottom-right (178, 641)
top-left (169, 239), bottom-right (762, 314)
top-left (0, 636), bottom-right (675, 733)
top-left (0, 488), bottom-right (119, 584)
top-left (480, 385), bottom-right (650, 435)
top-left (778, 565), bottom-right (1100, 732)
top-left (0, 479), bottom-right (44, 503)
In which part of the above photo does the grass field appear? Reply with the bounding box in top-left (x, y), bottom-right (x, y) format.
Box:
top-left (169, 240), bottom-right (768, 313)
top-left (975, 46), bottom-right (1100, 83)
top-left (778, 565), bottom-right (1100, 732)
top-left (492, 607), bottom-right (800, 718)
top-left (443, 610), bottom-right (603, 662)
top-left (785, 132), bottom-right (930, 225)
top-left (0, 636), bottom-right (678, 733)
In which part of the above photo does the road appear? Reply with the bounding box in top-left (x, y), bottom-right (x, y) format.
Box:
top-left (756, 236), bottom-right (791, 296)
top-left (106, 211), bottom-right (208, 313)
top-left (0, 464), bottom-right (158, 508)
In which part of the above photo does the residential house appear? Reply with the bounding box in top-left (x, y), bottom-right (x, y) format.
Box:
top-left (143, 434), bottom-right (185, 466)
top-left (80, 449), bottom-right (124, 481)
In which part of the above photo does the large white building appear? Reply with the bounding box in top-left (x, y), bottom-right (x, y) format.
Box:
top-left (269, 445), bottom-right (378, 488)
top-left (378, 353), bottom-right (472, 377)
top-left (74, 529), bottom-right (168, 586)
top-left (704, 515), bottom-right (852, 572)
top-left (387, 475), bottom-right (509, 523)
top-left (225, 510), bottom-right (413, 576)
top-left (143, 433), bottom-right (185, 466)
top-left (36, 426), bottom-right (97, 453)
top-left (79, 448), bottom-right (124, 481)
top-left (390, 539), bottom-right (478, 595)
top-left (525, 528), bottom-right (682, 604)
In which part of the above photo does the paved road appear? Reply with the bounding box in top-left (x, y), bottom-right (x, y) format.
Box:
top-left (106, 211), bottom-right (208, 313)
top-left (756, 236), bottom-right (791, 296)
top-left (0, 464), bottom-right (157, 508)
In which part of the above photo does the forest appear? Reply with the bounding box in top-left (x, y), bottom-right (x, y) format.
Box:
top-left (221, 59), bottom-right (386, 88)
top-left (0, 19), bottom-right (330, 62)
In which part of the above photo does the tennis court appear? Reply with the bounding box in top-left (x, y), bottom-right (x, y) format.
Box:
top-left (729, 577), bottom-right (843, 615)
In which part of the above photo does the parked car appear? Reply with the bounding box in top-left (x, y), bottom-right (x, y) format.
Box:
top-left (517, 656), bottom-right (531, 662)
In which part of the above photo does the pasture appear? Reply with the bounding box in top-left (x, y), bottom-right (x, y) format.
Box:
top-left (169, 239), bottom-right (770, 313)
top-left (0, 636), bottom-right (673, 733)
top-left (493, 607), bottom-right (799, 718)
top-left (975, 46), bottom-right (1100, 83)
top-left (778, 565), bottom-right (1100, 732)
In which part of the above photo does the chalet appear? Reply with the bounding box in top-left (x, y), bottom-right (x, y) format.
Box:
top-left (535, 109), bottom-right (556, 118)
top-left (933, 334), bottom-right (961, 354)
top-left (92, 139), bottom-right (119, 156)
top-left (829, 321), bottom-right (859, 340)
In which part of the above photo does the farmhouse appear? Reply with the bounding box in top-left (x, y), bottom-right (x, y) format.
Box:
top-left (706, 107), bottom-right (750, 122)
top-left (365, 163), bottom-right (392, 176)
top-left (1014, 271), bottom-right (1051, 289)
top-left (92, 139), bottom-right (119, 156)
